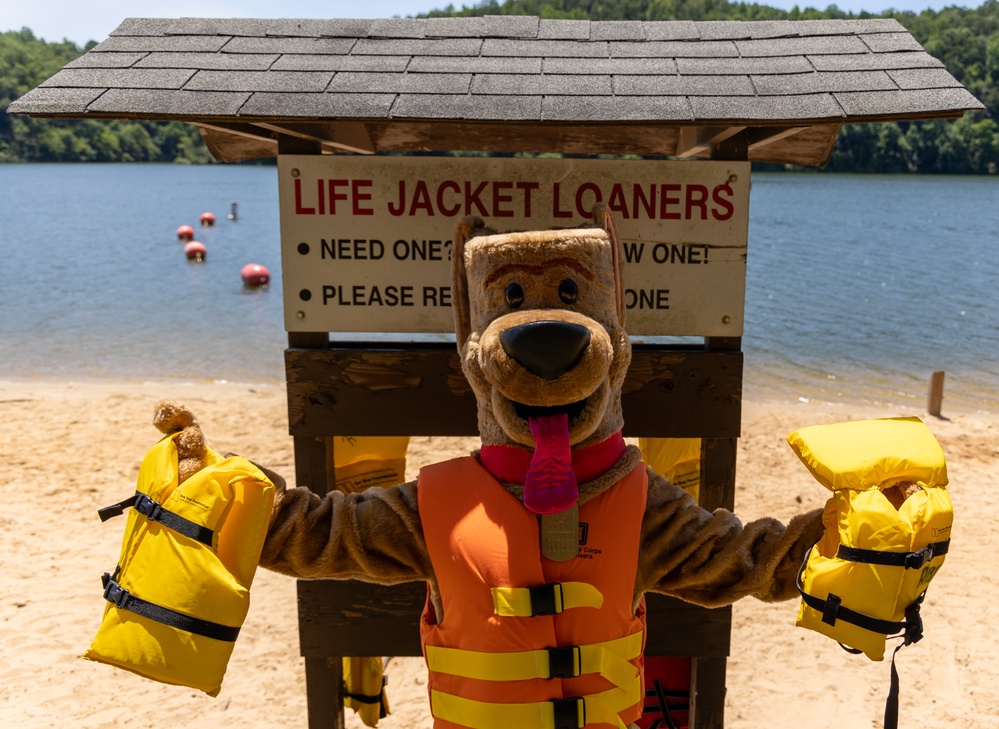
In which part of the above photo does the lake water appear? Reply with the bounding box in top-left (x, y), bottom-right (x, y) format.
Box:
top-left (1, 163), bottom-right (996, 414)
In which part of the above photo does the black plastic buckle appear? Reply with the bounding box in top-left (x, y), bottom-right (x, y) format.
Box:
top-left (821, 593), bottom-right (843, 626)
top-left (529, 583), bottom-right (563, 616)
top-left (904, 546), bottom-right (932, 570)
top-left (551, 697), bottom-right (584, 729)
top-left (133, 493), bottom-right (163, 522)
top-left (97, 495), bottom-right (137, 523)
top-left (903, 597), bottom-right (925, 645)
top-left (547, 646), bottom-right (581, 679)
top-left (102, 578), bottom-right (130, 609)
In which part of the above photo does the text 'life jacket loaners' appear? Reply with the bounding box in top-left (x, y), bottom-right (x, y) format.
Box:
top-left (789, 416), bottom-right (951, 662)
top-left (84, 433), bottom-right (275, 696)
top-left (418, 456), bottom-right (648, 729)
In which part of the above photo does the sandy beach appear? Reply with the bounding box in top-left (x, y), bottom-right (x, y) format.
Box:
top-left (1, 377), bottom-right (995, 728)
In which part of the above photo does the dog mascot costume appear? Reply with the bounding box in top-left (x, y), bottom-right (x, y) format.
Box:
top-left (255, 208), bottom-right (829, 729)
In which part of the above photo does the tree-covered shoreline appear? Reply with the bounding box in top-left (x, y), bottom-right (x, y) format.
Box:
top-left (3, 0), bottom-right (998, 172)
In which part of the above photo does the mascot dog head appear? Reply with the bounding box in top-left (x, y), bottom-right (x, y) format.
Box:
top-left (452, 206), bottom-right (632, 514)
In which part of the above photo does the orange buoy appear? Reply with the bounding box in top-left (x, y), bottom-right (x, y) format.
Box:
top-left (176, 224), bottom-right (195, 241)
top-left (200, 212), bottom-right (216, 227)
top-left (241, 263), bottom-right (270, 287)
top-left (185, 241), bottom-right (207, 262)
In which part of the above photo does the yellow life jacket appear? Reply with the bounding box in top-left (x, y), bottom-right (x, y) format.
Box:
top-left (333, 435), bottom-right (408, 725)
top-left (638, 437), bottom-right (701, 501)
top-left (84, 433), bottom-right (275, 696)
top-left (788, 416), bottom-right (952, 661)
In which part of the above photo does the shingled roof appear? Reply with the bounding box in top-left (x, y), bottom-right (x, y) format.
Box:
top-left (8, 16), bottom-right (983, 165)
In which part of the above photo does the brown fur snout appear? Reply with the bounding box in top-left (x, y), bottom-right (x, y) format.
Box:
top-left (473, 308), bottom-right (619, 447)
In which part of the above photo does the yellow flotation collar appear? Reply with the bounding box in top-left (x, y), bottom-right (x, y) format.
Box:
top-left (84, 433), bottom-right (275, 696)
top-left (789, 416), bottom-right (952, 661)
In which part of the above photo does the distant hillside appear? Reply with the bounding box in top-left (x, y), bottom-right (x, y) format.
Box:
top-left (0, 29), bottom-right (212, 163)
top-left (3, 1), bottom-right (997, 172)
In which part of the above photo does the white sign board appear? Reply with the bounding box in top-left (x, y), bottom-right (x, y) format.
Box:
top-left (278, 156), bottom-right (750, 336)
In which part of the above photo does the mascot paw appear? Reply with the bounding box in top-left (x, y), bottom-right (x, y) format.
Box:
top-left (881, 479), bottom-right (922, 510)
top-left (153, 400), bottom-right (208, 484)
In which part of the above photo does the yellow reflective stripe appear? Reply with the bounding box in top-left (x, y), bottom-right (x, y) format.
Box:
top-left (579, 634), bottom-right (641, 692)
top-left (491, 582), bottom-right (604, 617)
top-left (430, 677), bottom-right (641, 729)
top-left (425, 631), bottom-right (642, 691)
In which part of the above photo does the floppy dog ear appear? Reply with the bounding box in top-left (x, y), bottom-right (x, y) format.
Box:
top-left (591, 204), bottom-right (625, 326)
top-left (452, 216), bottom-right (483, 349)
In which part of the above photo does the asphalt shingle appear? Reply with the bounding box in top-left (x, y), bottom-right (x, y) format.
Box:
top-left (329, 71), bottom-right (471, 94)
top-left (616, 74), bottom-right (755, 96)
top-left (542, 95), bottom-right (692, 121)
top-left (408, 56), bottom-right (542, 74)
top-left (808, 52), bottom-right (945, 71)
top-left (471, 74), bottom-right (613, 96)
top-left (222, 37), bottom-right (356, 54)
top-left (676, 56), bottom-right (813, 75)
top-left (390, 93), bottom-right (542, 120)
top-left (184, 70), bottom-right (334, 93)
top-left (690, 93), bottom-right (845, 120)
top-left (41, 68), bottom-right (195, 90)
top-left (752, 70), bottom-right (898, 95)
top-left (272, 54), bottom-right (411, 72)
top-left (240, 91), bottom-right (397, 117)
top-left (88, 88), bottom-right (252, 115)
top-left (887, 67), bottom-right (964, 90)
top-left (135, 52), bottom-right (280, 71)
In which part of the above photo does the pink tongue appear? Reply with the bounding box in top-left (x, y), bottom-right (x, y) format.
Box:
top-left (524, 413), bottom-right (578, 514)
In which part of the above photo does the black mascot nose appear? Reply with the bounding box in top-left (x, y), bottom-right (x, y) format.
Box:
top-left (499, 320), bottom-right (591, 380)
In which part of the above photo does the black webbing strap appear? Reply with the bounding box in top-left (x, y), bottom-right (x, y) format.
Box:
top-left (795, 556), bottom-right (916, 639)
top-left (884, 642), bottom-right (904, 729)
top-left (798, 586), bottom-right (910, 637)
top-left (837, 539), bottom-right (950, 570)
top-left (101, 575), bottom-right (240, 642)
top-left (98, 491), bottom-right (215, 547)
top-left (345, 676), bottom-right (389, 719)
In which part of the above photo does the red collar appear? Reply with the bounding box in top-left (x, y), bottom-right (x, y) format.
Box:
top-left (479, 432), bottom-right (626, 485)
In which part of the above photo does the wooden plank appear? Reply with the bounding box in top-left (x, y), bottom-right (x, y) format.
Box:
top-left (369, 120), bottom-right (681, 157)
top-left (285, 346), bottom-right (742, 439)
top-left (297, 581), bottom-right (730, 658)
top-left (304, 655), bottom-right (346, 729)
top-left (690, 656), bottom-right (727, 729)
top-left (928, 370), bottom-right (945, 416)
top-left (676, 125), bottom-right (747, 158)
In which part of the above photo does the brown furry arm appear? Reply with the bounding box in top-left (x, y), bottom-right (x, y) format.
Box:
top-left (636, 468), bottom-right (824, 607)
top-left (258, 478), bottom-right (433, 585)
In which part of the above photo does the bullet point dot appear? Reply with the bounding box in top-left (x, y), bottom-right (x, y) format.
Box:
top-left (298, 242), bottom-right (310, 255)
top-left (299, 289), bottom-right (312, 301)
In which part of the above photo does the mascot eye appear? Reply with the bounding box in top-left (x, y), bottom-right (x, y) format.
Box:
top-left (558, 279), bottom-right (578, 304)
top-left (505, 283), bottom-right (525, 308)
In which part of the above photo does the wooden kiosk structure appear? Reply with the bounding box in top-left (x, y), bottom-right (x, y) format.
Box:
top-left (11, 16), bottom-right (981, 729)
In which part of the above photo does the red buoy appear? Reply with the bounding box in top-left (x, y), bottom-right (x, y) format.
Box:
top-left (241, 263), bottom-right (270, 287)
top-left (176, 224), bottom-right (195, 241)
top-left (200, 212), bottom-right (216, 227)
top-left (185, 241), bottom-right (207, 262)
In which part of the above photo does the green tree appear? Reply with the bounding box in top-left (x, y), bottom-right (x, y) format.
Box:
top-left (1, 28), bottom-right (212, 163)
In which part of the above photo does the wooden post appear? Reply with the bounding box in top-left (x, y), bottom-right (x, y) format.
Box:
top-left (928, 371), bottom-right (945, 417)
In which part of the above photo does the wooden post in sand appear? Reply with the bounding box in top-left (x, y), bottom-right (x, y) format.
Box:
top-left (928, 371), bottom-right (946, 417)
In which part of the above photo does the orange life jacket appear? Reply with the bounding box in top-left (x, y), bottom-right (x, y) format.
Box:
top-left (417, 456), bottom-right (648, 729)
